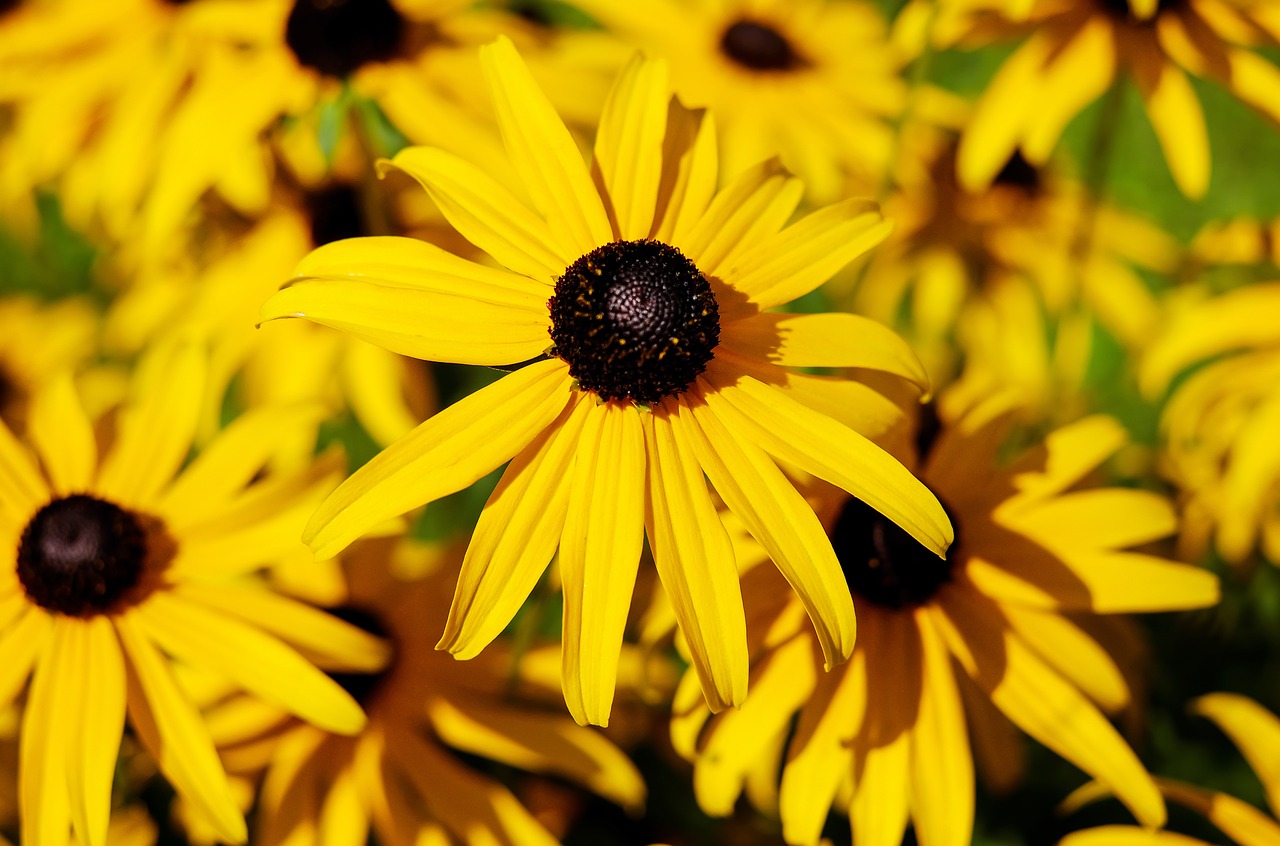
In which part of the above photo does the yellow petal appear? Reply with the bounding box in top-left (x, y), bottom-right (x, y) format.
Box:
top-left (779, 653), bottom-right (865, 846)
top-left (67, 618), bottom-right (125, 846)
top-left (174, 584), bottom-right (390, 673)
top-left (909, 610), bottom-right (974, 846)
top-left (680, 398), bottom-right (855, 668)
top-left (261, 276), bottom-right (552, 367)
top-left (1133, 47), bottom-right (1210, 199)
top-left (695, 633), bottom-right (817, 817)
top-left (1224, 47), bottom-right (1280, 126)
top-left (701, 364), bottom-right (953, 557)
top-left (0, 414), bottom-right (50, 525)
top-left (118, 614), bottom-right (246, 843)
top-left (643, 406), bottom-right (748, 714)
top-left (720, 311), bottom-right (928, 394)
top-left (305, 360), bottom-right (571, 560)
top-left (384, 148), bottom-right (568, 280)
top-left (20, 617), bottom-right (74, 846)
top-left (1157, 778), bottom-right (1280, 846)
top-left (851, 728), bottom-right (912, 846)
top-left (1005, 415), bottom-right (1127, 502)
top-left (935, 589), bottom-right (1165, 828)
top-left (726, 199), bottom-right (894, 312)
top-left (1009, 489), bottom-right (1177, 551)
top-left (592, 54), bottom-right (670, 239)
top-left (1191, 693), bottom-right (1280, 817)
top-left (1022, 18), bottom-right (1117, 164)
top-left (428, 693), bottom-right (646, 812)
top-left (1058, 827), bottom-right (1208, 846)
top-left (652, 102), bottom-right (718, 245)
top-left (316, 763), bottom-right (369, 846)
top-left (28, 373), bottom-right (96, 496)
top-left (559, 402), bottom-right (646, 727)
top-left (1003, 606), bottom-right (1129, 713)
top-left (1216, 390), bottom-right (1280, 562)
top-left (0, 609), bottom-right (50, 709)
top-left (97, 342), bottom-right (205, 509)
top-left (681, 158), bottom-right (803, 280)
top-left (480, 36), bottom-right (612, 256)
top-left (439, 398), bottom-right (589, 659)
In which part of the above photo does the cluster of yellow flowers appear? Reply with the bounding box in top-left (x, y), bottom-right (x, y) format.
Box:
top-left (0, 0), bottom-right (1279, 845)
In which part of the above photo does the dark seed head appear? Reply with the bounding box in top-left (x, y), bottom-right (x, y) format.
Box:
top-left (548, 240), bottom-right (720, 405)
top-left (831, 495), bottom-right (957, 609)
top-left (17, 495), bottom-right (148, 617)
top-left (1097, 0), bottom-right (1183, 19)
top-left (720, 20), bottom-right (802, 72)
top-left (304, 184), bottom-right (366, 246)
top-left (324, 605), bottom-right (394, 707)
top-left (285, 0), bottom-right (405, 79)
top-left (992, 150), bottom-right (1041, 194)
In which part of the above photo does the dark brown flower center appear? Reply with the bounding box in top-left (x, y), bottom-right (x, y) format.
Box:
top-left (285, 0), bottom-right (405, 79)
top-left (324, 605), bottom-right (394, 707)
top-left (548, 240), bottom-right (720, 405)
top-left (992, 150), bottom-right (1042, 194)
top-left (720, 20), bottom-right (802, 72)
top-left (1097, 0), bottom-right (1184, 19)
top-left (305, 185), bottom-right (367, 245)
top-left (831, 495), bottom-right (958, 609)
top-left (17, 495), bottom-right (148, 616)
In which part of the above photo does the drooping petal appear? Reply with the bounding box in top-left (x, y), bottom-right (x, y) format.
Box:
top-left (935, 589), bottom-right (1165, 828)
top-left (1191, 693), bottom-right (1280, 817)
top-left (305, 360), bottom-right (572, 560)
top-left (1022, 16), bottom-right (1118, 164)
top-left (652, 102), bottom-right (718, 245)
top-left (1057, 828), bottom-right (1207, 846)
top-left (28, 373), bottom-right (96, 495)
top-left (116, 609), bottom-right (245, 839)
top-left (1132, 41), bottom-right (1210, 199)
top-left (0, 413), bottom-right (52, 525)
top-left (316, 762), bottom-right (369, 846)
top-left (20, 617), bottom-right (74, 846)
top-left (559, 402), bottom-right (646, 727)
top-left (700, 365), bottom-right (953, 557)
top-left (680, 398), bottom-right (855, 668)
top-left (1003, 605), bottom-right (1129, 713)
top-left (132, 592), bottom-right (366, 735)
top-left (384, 149), bottom-right (568, 280)
top-left (1157, 778), bottom-right (1280, 846)
top-left (643, 405), bottom-right (748, 714)
top-left (0, 609), bottom-right (50, 709)
top-left (480, 36), bottom-right (612, 257)
top-left (719, 312), bottom-right (928, 393)
top-left (439, 397), bottom-right (590, 659)
top-left (67, 618), bottom-right (125, 846)
top-left (592, 54), bottom-right (670, 239)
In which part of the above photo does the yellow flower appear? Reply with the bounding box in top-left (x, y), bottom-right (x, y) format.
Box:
top-left (263, 38), bottom-right (953, 726)
top-left (1058, 693), bottom-right (1280, 846)
top-left (204, 537), bottom-right (647, 846)
top-left (923, 0), bottom-right (1280, 198)
top-left (0, 0), bottom-right (556, 259)
top-left (0, 295), bottom-right (106, 426)
top-left (674, 394), bottom-right (1218, 846)
top-left (565, 0), bottom-right (910, 203)
top-left (1142, 282), bottom-right (1280, 567)
top-left (0, 342), bottom-right (390, 845)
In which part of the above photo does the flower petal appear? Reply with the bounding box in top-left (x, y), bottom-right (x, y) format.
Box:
top-left (260, 276), bottom-right (551, 367)
top-left (136, 591), bottom-right (367, 734)
top-left (1132, 40), bottom-right (1210, 198)
top-left (305, 360), bottom-right (572, 560)
top-left (935, 588), bottom-right (1165, 828)
top-left (559, 402), bottom-right (646, 727)
top-left (439, 397), bottom-right (589, 659)
top-left (1191, 693), bottom-right (1280, 817)
top-left (592, 54), bottom-right (670, 239)
top-left (67, 617), bottom-right (125, 846)
top-left (644, 405), bottom-right (748, 713)
top-left (20, 617), bottom-right (74, 846)
top-left (0, 609), bottom-right (50, 709)
top-left (652, 102), bottom-right (718, 245)
top-left (1022, 17), bottom-right (1118, 164)
top-left (701, 364), bottom-right (953, 558)
top-left (681, 158), bottom-right (803, 280)
top-left (679, 398), bottom-right (856, 668)
top-left (720, 311), bottom-right (928, 393)
top-left (480, 36), bottom-right (612, 256)
top-left (117, 613), bottom-right (246, 844)
top-left (0, 414), bottom-right (51, 525)
top-left (28, 373), bottom-right (96, 496)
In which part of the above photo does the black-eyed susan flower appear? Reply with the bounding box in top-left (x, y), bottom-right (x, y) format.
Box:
top-left (0, 342), bottom-right (391, 845)
top-left (203, 537), bottom-right (647, 846)
top-left (1142, 282), bottom-right (1280, 568)
top-left (673, 394), bottom-right (1218, 846)
top-left (564, 0), bottom-right (912, 203)
top-left (911, 0), bottom-right (1280, 198)
top-left (262, 38), bottom-right (954, 726)
top-left (0, 295), bottom-right (105, 425)
top-left (1058, 693), bottom-right (1280, 846)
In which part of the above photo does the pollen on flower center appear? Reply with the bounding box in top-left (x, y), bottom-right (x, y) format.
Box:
top-left (548, 240), bottom-right (720, 405)
top-left (285, 0), bottom-right (405, 79)
top-left (719, 20), bottom-right (803, 72)
top-left (324, 605), bottom-right (395, 707)
top-left (17, 494), bottom-right (148, 617)
top-left (831, 495), bottom-right (957, 609)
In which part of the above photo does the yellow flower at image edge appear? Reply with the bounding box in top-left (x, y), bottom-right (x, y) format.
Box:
top-left (262, 37), bottom-right (954, 726)
top-left (0, 344), bottom-right (389, 846)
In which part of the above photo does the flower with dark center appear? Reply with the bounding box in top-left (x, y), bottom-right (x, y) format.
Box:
top-left (285, 0), bottom-right (405, 79)
top-left (831, 494), bottom-right (957, 609)
top-left (323, 604), bottom-right (394, 706)
top-left (16, 494), bottom-right (148, 617)
top-left (548, 240), bottom-right (720, 405)
top-left (719, 19), bottom-right (803, 72)
top-left (304, 184), bottom-right (367, 246)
